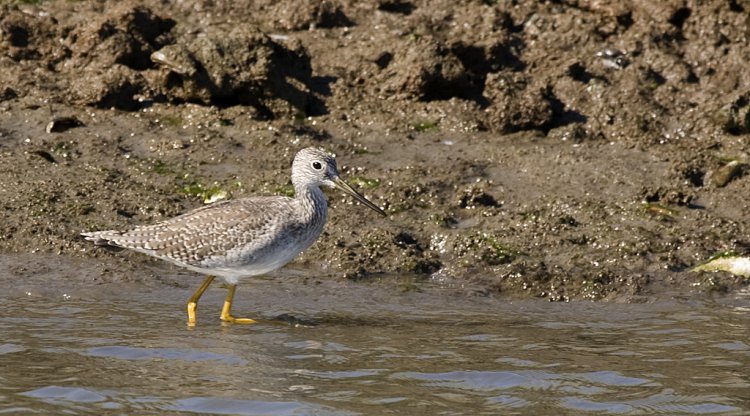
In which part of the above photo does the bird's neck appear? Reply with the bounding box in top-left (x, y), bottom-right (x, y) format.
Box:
top-left (295, 184), bottom-right (328, 224)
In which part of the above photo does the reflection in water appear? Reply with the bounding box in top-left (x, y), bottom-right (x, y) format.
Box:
top-left (1, 280), bottom-right (748, 415)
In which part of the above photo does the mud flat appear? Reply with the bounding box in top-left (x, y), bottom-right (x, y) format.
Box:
top-left (0, 0), bottom-right (748, 300)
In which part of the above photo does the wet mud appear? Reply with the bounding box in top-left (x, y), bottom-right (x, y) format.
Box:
top-left (0, 0), bottom-right (749, 300)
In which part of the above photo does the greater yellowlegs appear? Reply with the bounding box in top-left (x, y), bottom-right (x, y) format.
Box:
top-left (82, 147), bottom-right (385, 325)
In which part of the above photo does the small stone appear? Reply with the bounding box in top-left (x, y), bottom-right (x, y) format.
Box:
top-left (46, 116), bottom-right (84, 133)
top-left (710, 160), bottom-right (744, 188)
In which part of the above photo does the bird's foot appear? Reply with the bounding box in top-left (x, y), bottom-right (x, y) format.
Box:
top-left (220, 284), bottom-right (256, 324)
top-left (220, 314), bottom-right (258, 324)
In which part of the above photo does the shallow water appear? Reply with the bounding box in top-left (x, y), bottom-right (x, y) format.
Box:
top-left (1, 265), bottom-right (749, 415)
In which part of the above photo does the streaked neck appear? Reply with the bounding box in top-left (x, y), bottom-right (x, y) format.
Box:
top-left (295, 184), bottom-right (328, 223)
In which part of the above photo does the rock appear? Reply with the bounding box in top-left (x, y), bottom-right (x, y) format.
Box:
top-left (46, 116), bottom-right (84, 133)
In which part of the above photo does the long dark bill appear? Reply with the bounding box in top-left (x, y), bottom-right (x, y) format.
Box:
top-left (332, 176), bottom-right (387, 216)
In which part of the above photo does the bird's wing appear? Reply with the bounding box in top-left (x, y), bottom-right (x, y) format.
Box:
top-left (82, 197), bottom-right (295, 266)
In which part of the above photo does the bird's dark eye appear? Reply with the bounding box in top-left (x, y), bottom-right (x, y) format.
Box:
top-left (312, 161), bottom-right (322, 170)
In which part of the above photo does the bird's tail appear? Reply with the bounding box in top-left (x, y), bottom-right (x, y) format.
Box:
top-left (80, 230), bottom-right (124, 247)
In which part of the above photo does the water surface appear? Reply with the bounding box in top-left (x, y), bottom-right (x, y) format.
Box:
top-left (1, 266), bottom-right (748, 415)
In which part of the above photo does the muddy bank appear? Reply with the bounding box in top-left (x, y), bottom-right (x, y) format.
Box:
top-left (0, 0), bottom-right (748, 301)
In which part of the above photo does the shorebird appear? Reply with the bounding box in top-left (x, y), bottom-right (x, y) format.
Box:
top-left (82, 147), bottom-right (385, 325)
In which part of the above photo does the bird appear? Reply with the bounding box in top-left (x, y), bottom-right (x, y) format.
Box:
top-left (82, 147), bottom-right (386, 325)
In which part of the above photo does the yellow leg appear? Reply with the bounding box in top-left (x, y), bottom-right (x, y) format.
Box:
top-left (220, 284), bottom-right (257, 324)
top-left (187, 275), bottom-right (215, 326)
